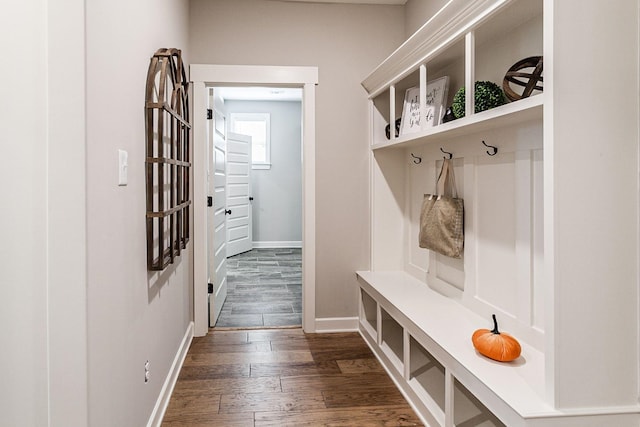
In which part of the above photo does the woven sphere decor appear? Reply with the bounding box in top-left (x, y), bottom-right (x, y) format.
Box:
top-left (451, 81), bottom-right (506, 119)
top-left (503, 56), bottom-right (543, 101)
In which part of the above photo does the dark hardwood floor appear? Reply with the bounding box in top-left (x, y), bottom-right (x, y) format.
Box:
top-left (162, 329), bottom-right (422, 426)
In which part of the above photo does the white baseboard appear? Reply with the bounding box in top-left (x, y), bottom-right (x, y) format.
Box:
top-left (314, 317), bottom-right (359, 333)
top-left (252, 241), bottom-right (302, 249)
top-left (147, 321), bottom-right (194, 427)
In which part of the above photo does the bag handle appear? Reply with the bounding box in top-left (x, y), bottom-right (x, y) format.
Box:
top-left (446, 159), bottom-right (458, 198)
top-left (434, 159), bottom-right (458, 199)
top-left (436, 159), bottom-right (449, 195)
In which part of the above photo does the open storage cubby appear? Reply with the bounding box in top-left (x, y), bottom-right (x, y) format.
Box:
top-left (454, 379), bottom-right (505, 427)
top-left (380, 308), bottom-right (404, 372)
top-left (358, 0), bottom-right (640, 426)
top-left (359, 289), bottom-right (378, 338)
top-left (408, 337), bottom-right (445, 421)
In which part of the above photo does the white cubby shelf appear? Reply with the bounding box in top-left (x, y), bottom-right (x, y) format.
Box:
top-left (371, 94), bottom-right (543, 151)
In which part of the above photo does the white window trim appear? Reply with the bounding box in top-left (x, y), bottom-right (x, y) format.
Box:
top-left (229, 112), bottom-right (271, 169)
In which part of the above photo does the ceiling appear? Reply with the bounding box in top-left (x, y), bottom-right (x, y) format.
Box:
top-left (277, 0), bottom-right (407, 4)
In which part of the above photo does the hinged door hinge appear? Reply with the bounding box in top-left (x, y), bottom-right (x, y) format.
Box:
top-left (208, 283), bottom-right (213, 294)
top-left (207, 196), bottom-right (213, 207)
top-left (206, 109), bottom-right (213, 120)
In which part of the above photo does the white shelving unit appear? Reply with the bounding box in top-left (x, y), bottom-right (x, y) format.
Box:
top-left (370, 94), bottom-right (542, 151)
top-left (358, 0), bottom-right (640, 426)
top-left (358, 271), bottom-right (544, 426)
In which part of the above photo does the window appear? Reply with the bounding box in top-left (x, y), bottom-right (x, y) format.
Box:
top-left (229, 113), bottom-right (271, 169)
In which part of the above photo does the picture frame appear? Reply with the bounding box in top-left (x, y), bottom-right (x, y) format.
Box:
top-left (400, 76), bottom-right (449, 135)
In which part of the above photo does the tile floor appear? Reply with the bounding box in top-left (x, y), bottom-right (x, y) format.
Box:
top-left (215, 248), bottom-right (302, 328)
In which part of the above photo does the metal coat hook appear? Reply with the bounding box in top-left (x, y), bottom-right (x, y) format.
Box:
top-left (482, 140), bottom-right (498, 156)
top-left (410, 153), bottom-right (422, 164)
top-left (440, 147), bottom-right (453, 159)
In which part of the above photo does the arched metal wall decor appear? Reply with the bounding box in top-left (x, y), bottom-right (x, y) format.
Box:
top-left (145, 48), bottom-right (191, 271)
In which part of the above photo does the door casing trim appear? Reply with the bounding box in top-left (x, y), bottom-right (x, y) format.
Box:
top-left (191, 64), bottom-right (318, 336)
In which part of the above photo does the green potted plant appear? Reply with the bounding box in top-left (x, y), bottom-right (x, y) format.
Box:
top-left (451, 81), bottom-right (506, 119)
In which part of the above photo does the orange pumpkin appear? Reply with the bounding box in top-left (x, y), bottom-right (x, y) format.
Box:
top-left (472, 314), bottom-right (521, 362)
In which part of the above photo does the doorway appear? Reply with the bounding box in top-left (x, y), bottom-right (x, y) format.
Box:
top-left (214, 86), bottom-right (304, 328)
top-left (191, 64), bottom-right (318, 337)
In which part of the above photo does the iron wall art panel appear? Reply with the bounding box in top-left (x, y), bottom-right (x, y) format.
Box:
top-left (145, 48), bottom-right (191, 271)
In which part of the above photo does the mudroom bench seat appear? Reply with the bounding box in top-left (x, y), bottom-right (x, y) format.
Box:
top-left (356, 270), bottom-right (556, 427)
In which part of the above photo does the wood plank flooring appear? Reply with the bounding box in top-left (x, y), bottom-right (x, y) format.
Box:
top-left (162, 329), bottom-right (422, 426)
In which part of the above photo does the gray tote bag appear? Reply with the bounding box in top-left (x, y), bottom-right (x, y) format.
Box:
top-left (418, 159), bottom-right (464, 259)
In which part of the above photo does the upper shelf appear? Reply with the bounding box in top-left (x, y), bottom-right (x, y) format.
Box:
top-left (361, 0), bottom-right (542, 98)
top-left (372, 93), bottom-right (543, 151)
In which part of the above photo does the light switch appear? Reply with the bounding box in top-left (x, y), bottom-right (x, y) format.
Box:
top-left (118, 149), bottom-right (128, 186)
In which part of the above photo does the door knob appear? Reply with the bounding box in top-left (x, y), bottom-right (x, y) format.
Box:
top-left (249, 196), bottom-right (254, 201)
top-left (225, 209), bottom-right (232, 215)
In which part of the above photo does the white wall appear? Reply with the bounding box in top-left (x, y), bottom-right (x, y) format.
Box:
top-left (85, 0), bottom-right (192, 426)
top-left (226, 100), bottom-right (302, 245)
top-left (190, 0), bottom-right (405, 319)
top-left (1, 1), bottom-right (50, 425)
top-left (2, 4), bottom-right (193, 426)
top-left (549, 0), bottom-right (639, 408)
top-left (48, 0), bottom-right (89, 425)
top-left (404, 0), bottom-right (449, 38)
top-left (2, 0), bottom-right (88, 426)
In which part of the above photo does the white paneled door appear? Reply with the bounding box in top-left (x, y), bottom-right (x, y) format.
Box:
top-left (208, 107), bottom-right (228, 326)
top-left (226, 132), bottom-right (253, 257)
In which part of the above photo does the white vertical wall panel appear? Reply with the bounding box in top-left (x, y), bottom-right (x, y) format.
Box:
top-left (438, 159), bottom-right (465, 290)
top-left (531, 149), bottom-right (544, 331)
top-left (514, 150), bottom-right (533, 326)
top-left (427, 158), bottom-right (465, 296)
top-left (371, 149), bottom-right (406, 271)
top-left (435, 252), bottom-right (465, 292)
top-left (475, 153), bottom-right (517, 315)
top-left (403, 122), bottom-right (544, 348)
top-left (407, 151), bottom-right (432, 278)
top-left (549, 0), bottom-right (639, 408)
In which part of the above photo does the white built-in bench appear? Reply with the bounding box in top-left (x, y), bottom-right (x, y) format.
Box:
top-left (356, 270), bottom-right (559, 427)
